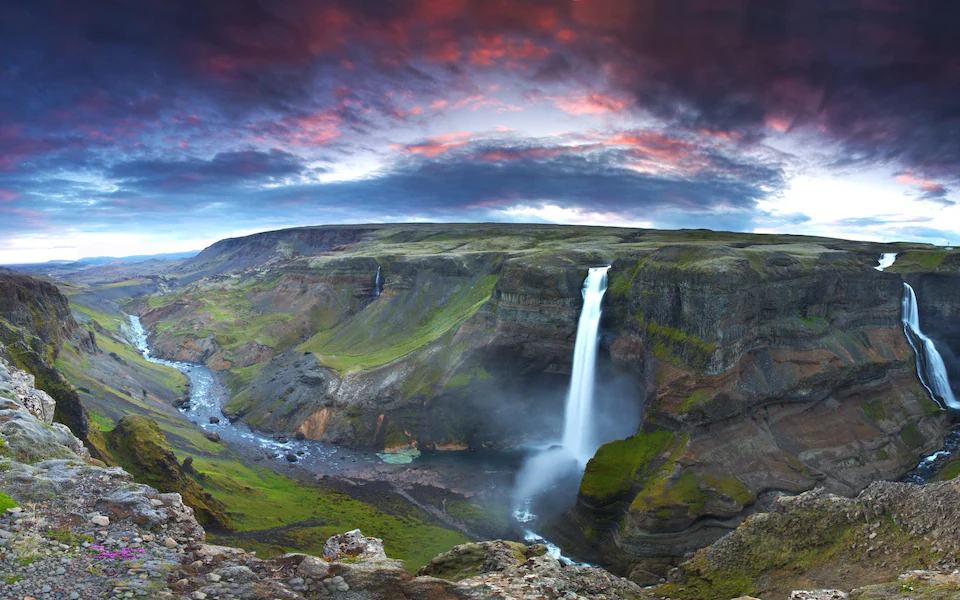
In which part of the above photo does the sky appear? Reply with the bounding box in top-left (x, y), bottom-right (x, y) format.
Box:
top-left (2, 0), bottom-right (960, 263)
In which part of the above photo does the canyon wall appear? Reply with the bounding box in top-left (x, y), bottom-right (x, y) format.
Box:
top-left (131, 225), bottom-right (954, 580)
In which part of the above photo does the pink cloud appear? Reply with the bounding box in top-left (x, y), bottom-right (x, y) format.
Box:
top-left (393, 132), bottom-right (473, 157)
top-left (549, 92), bottom-right (630, 115)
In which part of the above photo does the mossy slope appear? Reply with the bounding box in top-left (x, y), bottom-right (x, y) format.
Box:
top-left (105, 416), bottom-right (230, 529)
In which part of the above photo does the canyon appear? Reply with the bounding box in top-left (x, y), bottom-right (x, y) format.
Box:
top-left (2, 223), bottom-right (959, 598)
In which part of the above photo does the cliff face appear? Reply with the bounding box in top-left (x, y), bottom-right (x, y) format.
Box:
top-left (0, 270), bottom-right (90, 440)
top-left (566, 245), bottom-right (946, 581)
top-left (132, 225), bottom-right (954, 578)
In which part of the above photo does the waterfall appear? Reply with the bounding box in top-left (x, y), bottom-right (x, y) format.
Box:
top-left (510, 266), bottom-right (611, 565)
top-left (375, 266), bottom-right (382, 297)
top-left (875, 252), bottom-right (898, 271)
top-left (902, 282), bottom-right (960, 410)
top-left (562, 266), bottom-right (610, 464)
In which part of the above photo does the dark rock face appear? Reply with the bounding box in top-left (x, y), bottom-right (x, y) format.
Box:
top-left (563, 249), bottom-right (948, 578)
top-left (660, 479), bottom-right (960, 600)
top-left (0, 270), bottom-right (90, 441)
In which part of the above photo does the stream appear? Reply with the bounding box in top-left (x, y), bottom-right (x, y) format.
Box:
top-left (125, 314), bottom-right (580, 562)
top-left (127, 315), bottom-right (367, 471)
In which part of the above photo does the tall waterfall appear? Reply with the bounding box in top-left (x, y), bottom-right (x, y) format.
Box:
top-left (902, 282), bottom-right (960, 410)
top-left (562, 266), bottom-right (610, 464)
top-left (375, 266), bottom-right (382, 297)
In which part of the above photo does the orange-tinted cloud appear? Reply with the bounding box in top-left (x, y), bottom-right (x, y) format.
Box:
top-left (896, 172), bottom-right (946, 196)
top-left (278, 111), bottom-right (342, 146)
top-left (550, 93), bottom-right (630, 115)
top-left (394, 132), bottom-right (473, 157)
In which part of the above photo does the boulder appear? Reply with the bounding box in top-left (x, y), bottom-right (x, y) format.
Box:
top-left (322, 529), bottom-right (387, 562)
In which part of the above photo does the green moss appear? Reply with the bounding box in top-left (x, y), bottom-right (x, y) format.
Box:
top-left (301, 275), bottom-right (498, 373)
top-left (703, 474), bottom-right (755, 506)
top-left (888, 250), bottom-right (949, 273)
top-left (659, 506), bottom-right (937, 600)
top-left (87, 410), bottom-right (115, 433)
top-left (0, 492), bottom-right (17, 512)
top-left (678, 390), bottom-right (712, 414)
top-left (861, 399), bottom-right (886, 422)
top-left (196, 455), bottom-right (468, 572)
top-left (444, 366), bottom-right (492, 389)
top-left (607, 269), bottom-right (633, 301)
top-left (382, 420), bottom-right (414, 449)
top-left (641, 321), bottom-right (716, 371)
top-left (916, 392), bottom-right (942, 416)
top-left (631, 470), bottom-right (754, 517)
top-left (900, 423), bottom-right (924, 449)
top-left (934, 458), bottom-right (960, 481)
top-left (631, 471), bottom-right (706, 514)
top-left (71, 305), bottom-right (125, 331)
top-left (579, 429), bottom-right (678, 505)
top-left (105, 416), bottom-right (230, 529)
top-left (798, 310), bottom-right (828, 328)
top-left (44, 527), bottom-right (92, 546)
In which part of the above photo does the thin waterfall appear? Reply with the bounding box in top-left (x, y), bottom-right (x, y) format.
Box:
top-left (562, 266), bottom-right (610, 464)
top-left (876, 252), bottom-right (898, 271)
top-left (902, 282), bottom-right (960, 410)
top-left (375, 266), bottom-right (382, 297)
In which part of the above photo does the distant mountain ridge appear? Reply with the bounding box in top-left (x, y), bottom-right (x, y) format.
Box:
top-left (2, 250), bottom-right (199, 269)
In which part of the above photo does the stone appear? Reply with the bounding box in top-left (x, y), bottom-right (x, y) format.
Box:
top-left (163, 537), bottom-right (178, 549)
top-left (322, 529), bottom-right (386, 562)
top-left (791, 591), bottom-right (848, 600)
top-left (90, 515), bottom-right (110, 527)
top-left (207, 573), bottom-right (221, 582)
top-left (191, 592), bottom-right (207, 600)
top-left (296, 555), bottom-right (331, 580)
top-left (216, 565), bottom-right (258, 584)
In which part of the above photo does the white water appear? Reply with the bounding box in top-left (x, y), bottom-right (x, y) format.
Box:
top-left (875, 252), bottom-right (898, 271)
top-left (510, 267), bottom-right (610, 565)
top-left (561, 266), bottom-right (610, 464)
top-left (375, 266), bottom-right (382, 297)
top-left (902, 283), bottom-right (960, 410)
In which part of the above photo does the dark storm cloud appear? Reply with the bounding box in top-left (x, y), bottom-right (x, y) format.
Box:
top-left (1, 0), bottom-right (959, 245)
top-left (575, 0), bottom-right (960, 180)
top-left (259, 135), bottom-right (785, 220)
top-left (4, 0), bottom-right (957, 172)
top-left (0, 133), bottom-right (785, 237)
top-left (110, 150), bottom-right (309, 191)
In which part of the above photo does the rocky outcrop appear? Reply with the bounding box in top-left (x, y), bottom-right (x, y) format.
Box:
top-left (0, 354), bottom-right (89, 463)
top-left (105, 415), bottom-right (230, 529)
top-left (0, 270), bottom-right (90, 441)
top-left (658, 479), bottom-right (960, 599)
